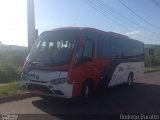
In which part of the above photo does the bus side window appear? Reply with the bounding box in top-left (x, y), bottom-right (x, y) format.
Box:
top-left (83, 31), bottom-right (96, 58)
top-left (109, 37), bottom-right (122, 59)
top-left (82, 31), bottom-right (95, 60)
top-left (83, 39), bottom-right (93, 59)
top-left (97, 34), bottom-right (110, 58)
top-left (75, 31), bottom-right (96, 64)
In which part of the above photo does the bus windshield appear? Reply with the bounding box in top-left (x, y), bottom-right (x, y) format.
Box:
top-left (27, 30), bottom-right (80, 65)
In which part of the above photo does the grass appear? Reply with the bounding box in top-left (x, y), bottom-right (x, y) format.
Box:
top-left (0, 82), bottom-right (25, 98)
top-left (144, 66), bottom-right (160, 73)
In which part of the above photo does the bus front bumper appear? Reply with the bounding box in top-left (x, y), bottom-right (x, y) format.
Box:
top-left (21, 76), bottom-right (73, 99)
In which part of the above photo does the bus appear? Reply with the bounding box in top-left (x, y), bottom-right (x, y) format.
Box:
top-left (21, 27), bottom-right (144, 99)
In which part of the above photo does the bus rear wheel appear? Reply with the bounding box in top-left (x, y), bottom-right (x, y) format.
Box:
top-left (127, 73), bottom-right (133, 87)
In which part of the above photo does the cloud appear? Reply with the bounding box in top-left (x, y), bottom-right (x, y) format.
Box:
top-left (125, 30), bottom-right (141, 35)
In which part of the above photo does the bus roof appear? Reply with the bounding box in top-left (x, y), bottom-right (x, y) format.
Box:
top-left (47, 27), bottom-right (143, 44)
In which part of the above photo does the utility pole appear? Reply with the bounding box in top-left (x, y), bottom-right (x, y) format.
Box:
top-left (27, 0), bottom-right (38, 51)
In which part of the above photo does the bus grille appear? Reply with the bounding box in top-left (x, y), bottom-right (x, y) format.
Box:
top-left (27, 84), bottom-right (54, 95)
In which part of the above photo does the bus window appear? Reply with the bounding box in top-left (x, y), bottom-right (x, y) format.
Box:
top-left (75, 31), bottom-right (95, 64)
top-left (28, 30), bottom-right (79, 65)
top-left (83, 39), bottom-right (93, 59)
top-left (83, 31), bottom-right (95, 59)
top-left (109, 37), bottom-right (122, 59)
top-left (97, 34), bottom-right (110, 58)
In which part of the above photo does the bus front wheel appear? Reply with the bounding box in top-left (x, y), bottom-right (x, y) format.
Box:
top-left (80, 81), bottom-right (93, 100)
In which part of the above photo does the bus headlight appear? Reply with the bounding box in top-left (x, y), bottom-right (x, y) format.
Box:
top-left (50, 78), bottom-right (68, 85)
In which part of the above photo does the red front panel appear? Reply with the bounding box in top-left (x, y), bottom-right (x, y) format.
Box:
top-left (69, 58), bottom-right (109, 97)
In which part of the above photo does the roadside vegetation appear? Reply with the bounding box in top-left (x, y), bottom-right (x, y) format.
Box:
top-left (0, 62), bottom-right (21, 83)
top-left (0, 44), bottom-right (27, 83)
top-left (0, 82), bottom-right (25, 98)
top-left (144, 66), bottom-right (160, 73)
top-left (0, 44), bottom-right (27, 97)
top-left (144, 44), bottom-right (160, 73)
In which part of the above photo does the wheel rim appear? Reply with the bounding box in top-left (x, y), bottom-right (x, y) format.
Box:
top-left (85, 85), bottom-right (89, 98)
top-left (128, 76), bottom-right (132, 86)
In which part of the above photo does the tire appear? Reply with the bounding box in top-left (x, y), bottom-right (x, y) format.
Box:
top-left (127, 73), bottom-right (133, 87)
top-left (80, 81), bottom-right (93, 101)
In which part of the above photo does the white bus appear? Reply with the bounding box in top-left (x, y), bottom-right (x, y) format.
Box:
top-left (21, 27), bottom-right (144, 99)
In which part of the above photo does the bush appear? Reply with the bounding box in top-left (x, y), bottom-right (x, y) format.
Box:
top-left (0, 62), bottom-right (21, 83)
